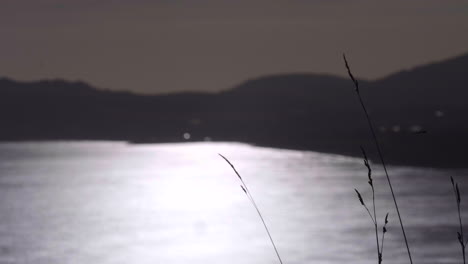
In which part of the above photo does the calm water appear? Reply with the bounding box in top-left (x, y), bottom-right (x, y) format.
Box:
top-left (0, 141), bottom-right (467, 264)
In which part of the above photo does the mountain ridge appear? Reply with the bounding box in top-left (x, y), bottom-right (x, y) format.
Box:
top-left (1, 52), bottom-right (467, 168)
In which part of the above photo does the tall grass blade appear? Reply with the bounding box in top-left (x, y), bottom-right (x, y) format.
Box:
top-left (343, 54), bottom-right (413, 264)
top-left (451, 176), bottom-right (466, 264)
top-left (357, 147), bottom-right (390, 264)
top-left (219, 154), bottom-right (284, 264)
top-left (380, 213), bottom-right (389, 264)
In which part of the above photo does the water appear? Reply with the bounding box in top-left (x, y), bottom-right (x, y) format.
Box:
top-left (0, 141), bottom-right (466, 264)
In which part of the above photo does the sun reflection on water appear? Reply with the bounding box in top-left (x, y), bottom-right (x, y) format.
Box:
top-left (0, 141), bottom-right (466, 264)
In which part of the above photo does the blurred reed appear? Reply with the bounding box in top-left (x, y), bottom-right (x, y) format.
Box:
top-left (343, 54), bottom-right (413, 264)
top-left (354, 146), bottom-right (389, 264)
top-left (219, 153), bottom-right (284, 264)
top-left (451, 176), bottom-right (466, 264)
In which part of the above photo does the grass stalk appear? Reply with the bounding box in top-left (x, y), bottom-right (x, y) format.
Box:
top-left (344, 54), bottom-right (413, 264)
top-left (380, 213), bottom-right (389, 264)
top-left (451, 176), bottom-right (466, 264)
top-left (362, 146), bottom-right (381, 262)
top-left (355, 147), bottom-right (389, 264)
top-left (219, 154), bottom-right (284, 264)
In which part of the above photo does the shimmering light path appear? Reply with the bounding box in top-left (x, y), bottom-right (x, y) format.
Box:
top-left (0, 142), bottom-right (466, 264)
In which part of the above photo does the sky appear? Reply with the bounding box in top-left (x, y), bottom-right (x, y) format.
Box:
top-left (1, 0), bottom-right (467, 94)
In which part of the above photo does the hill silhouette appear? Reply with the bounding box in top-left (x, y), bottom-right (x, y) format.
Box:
top-left (1, 53), bottom-right (467, 168)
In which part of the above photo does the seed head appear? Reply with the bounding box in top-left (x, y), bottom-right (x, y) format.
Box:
top-left (240, 185), bottom-right (247, 194)
top-left (355, 189), bottom-right (365, 206)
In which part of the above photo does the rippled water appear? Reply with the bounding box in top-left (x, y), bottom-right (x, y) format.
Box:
top-left (0, 141), bottom-right (466, 264)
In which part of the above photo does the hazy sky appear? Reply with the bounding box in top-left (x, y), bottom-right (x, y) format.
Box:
top-left (1, 0), bottom-right (467, 94)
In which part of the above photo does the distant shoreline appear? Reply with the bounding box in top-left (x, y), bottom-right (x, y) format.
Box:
top-left (1, 138), bottom-right (466, 170)
top-left (1, 53), bottom-right (467, 170)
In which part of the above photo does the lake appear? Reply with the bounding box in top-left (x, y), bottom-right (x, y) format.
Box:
top-left (0, 141), bottom-right (466, 264)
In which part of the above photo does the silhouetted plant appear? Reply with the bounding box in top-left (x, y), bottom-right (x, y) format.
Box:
top-left (355, 146), bottom-right (389, 264)
top-left (343, 54), bottom-right (413, 264)
top-left (451, 176), bottom-right (466, 264)
top-left (219, 154), bottom-right (284, 264)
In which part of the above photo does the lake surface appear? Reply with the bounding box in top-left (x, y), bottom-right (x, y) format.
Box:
top-left (0, 141), bottom-right (467, 264)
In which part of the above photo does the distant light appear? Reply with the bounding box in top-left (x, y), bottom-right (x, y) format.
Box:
top-left (409, 125), bottom-right (423, 133)
top-left (392, 125), bottom-right (401, 133)
top-left (189, 118), bottom-right (201, 125)
top-left (183, 133), bottom-right (191, 140)
top-left (435, 110), bottom-right (444, 117)
top-left (204, 137), bottom-right (212, 141)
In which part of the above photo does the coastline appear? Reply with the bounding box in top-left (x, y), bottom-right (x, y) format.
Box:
top-left (1, 138), bottom-right (466, 169)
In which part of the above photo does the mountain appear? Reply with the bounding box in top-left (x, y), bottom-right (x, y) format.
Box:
top-left (1, 53), bottom-right (467, 168)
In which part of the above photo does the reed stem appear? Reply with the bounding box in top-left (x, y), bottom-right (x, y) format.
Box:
top-left (451, 177), bottom-right (466, 264)
top-left (219, 154), bottom-right (284, 264)
top-left (343, 54), bottom-right (413, 264)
